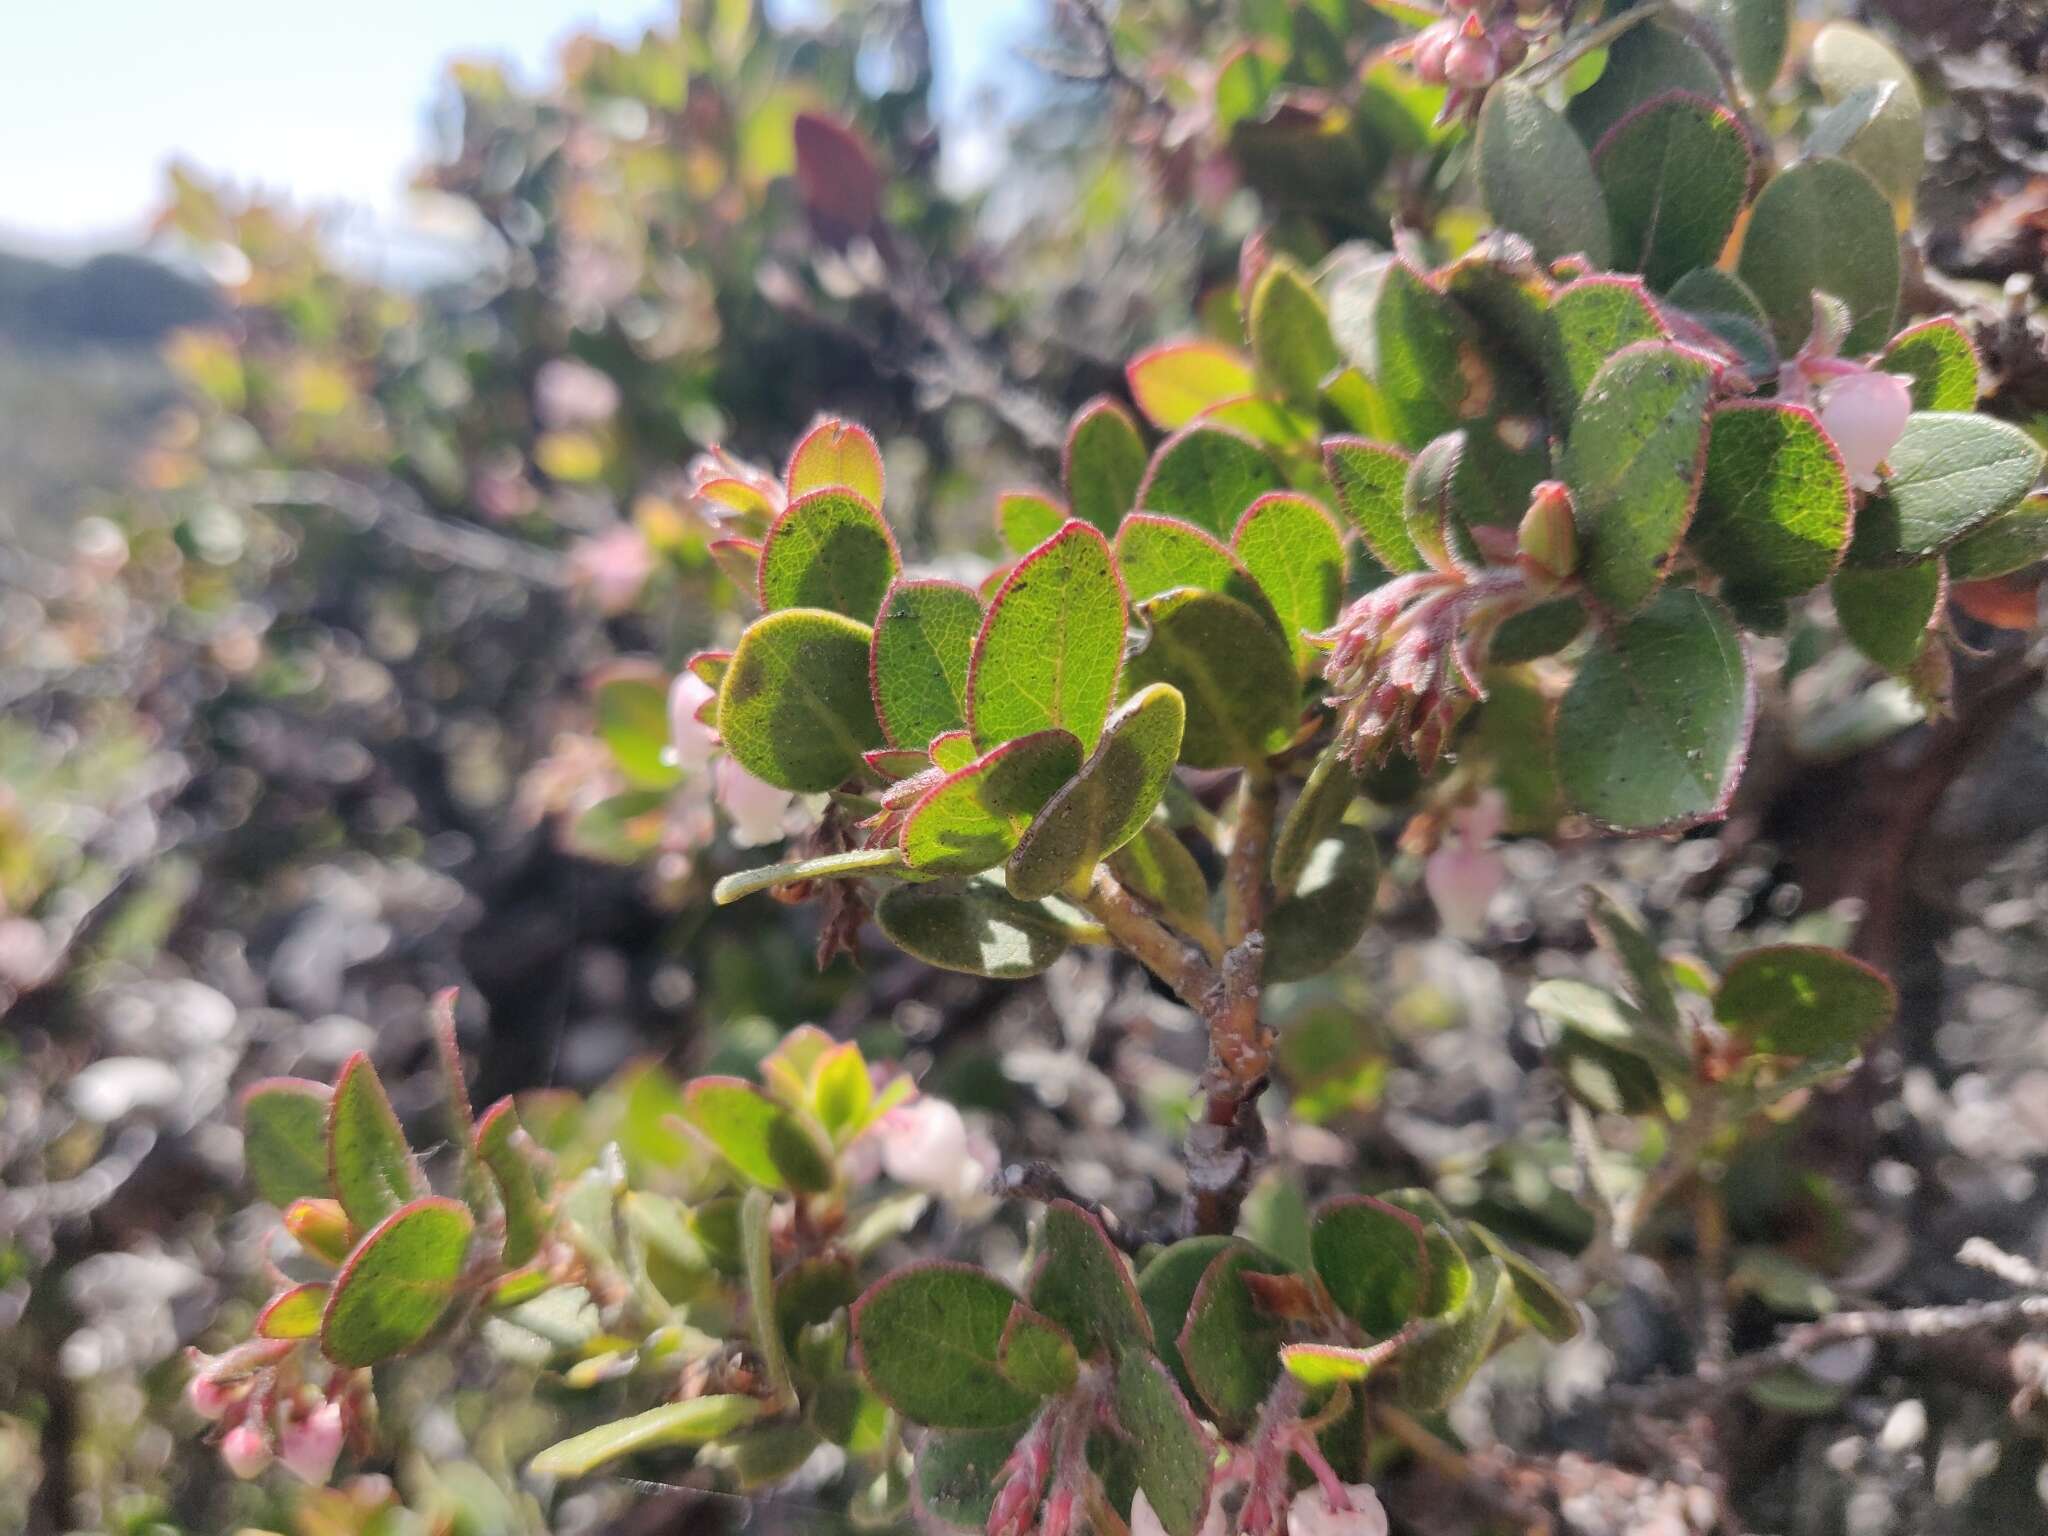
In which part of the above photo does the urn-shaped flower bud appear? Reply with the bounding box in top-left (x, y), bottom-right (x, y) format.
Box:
top-left (1424, 792), bottom-right (1506, 942)
top-left (1817, 369), bottom-right (1913, 491)
top-left (878, 1097), bottom-right (970, 1191)
top-left (1516, 481), bottom-right (1578, 586)
top-left (280, 1399), bottom-right (346, 1486)
top-left (1287, 1483), bottom-right (1391, 1536)
top-left (1411, 21), bottom-right (1456, 83)
top-left (284, 1198), bottom-right (354, 1265)
top-left (221, 1423), bottom-right (274, 1480)
top-left (713, 756), bottom-right (795, 847)
top-left (667, 672), bottom-right (719, 774)
top-left (186, 1372), bottom-right (237, 1421)
top-left (1443, 14), bottom-right (1501, 89)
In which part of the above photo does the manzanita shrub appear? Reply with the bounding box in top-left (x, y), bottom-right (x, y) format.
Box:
top-left (193, 2), bottom-right (2043, 1532)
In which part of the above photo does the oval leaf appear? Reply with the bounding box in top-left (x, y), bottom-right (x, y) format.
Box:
top-left (1115, 512), bottom-right (1281, 628)
top-left (1127, 341), bottom-right (1256, 431)
top-left (321, 1196), bottom-right (474, 1367)
top-left (719, 608), bottom-right (885, 792)
top-left (1136, 424), bottom-right (1288, 539)
top-left (1263, 825), bottom-right (1379, 983)
top-left (874, 879), bottom-right (1072, 979)
top-left (1310, 1195), bottom-right (1429, 1339)
top-left (1232, 493), bottom-right (1347, 670)
top-left (1715, 945), bottom-right (1897, 1057)
top-left (1556, 588), bottom-right (1754, 832)
top-left (327, 1052), bottom-right (422, 1231)
top-left (1127, 589), bottom-right (1298, 769)
top-left (1178, 1246), bottom-right (1287, 1436)
top-left (1593, 91), bottom-right (1754, 292)
top-left (1008, 684), bottom-right (1185, 900)
top-left (1852, 413), bottom-right (2045, 563)
top-left (851, 1262), bottom-right (1043, 1430)
top-left (1065, 396), bottom-right (1150, 534)
top-left (786, 417), bottom-right (884, 505)
top-left (1834, 561), bottom-right (1941, 674)
top-left (1688, 401), bottom-right (1853, 602)
top-left (968, 522), bottom-right (1126, 752)
top-left (1737, 156), bottom-right (1900, 356)
top-left (679, 1078), bottom-right (835, 1194)
top-left (1478, 82), bottom-right (1613, 269)
top-left (757, 488), bottom-right (899, 621)
top-left (1324, 436), bottom-right (1424, 573)
top-left (903, 730), bottom-right (1085, 876)
top-left (241, 1078), bottom-right (334, 1209)
top-left (871, 579), bottom-right (984, 749)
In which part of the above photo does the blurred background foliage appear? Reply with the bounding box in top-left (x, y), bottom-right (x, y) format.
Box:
top-left (7, 1), bottom-right (2048, 1534)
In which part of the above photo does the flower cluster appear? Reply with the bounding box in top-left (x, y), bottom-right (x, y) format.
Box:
top-left (1776, 298), bottom-right (1915, 491)
top-left (185, 1340), bottom-right (365, 1486)
top-left (1399, 0), bottom-right (1555, 115)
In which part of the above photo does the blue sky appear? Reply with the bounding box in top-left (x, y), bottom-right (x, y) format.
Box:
top-left (0, 0), bottom-right (1038, 257)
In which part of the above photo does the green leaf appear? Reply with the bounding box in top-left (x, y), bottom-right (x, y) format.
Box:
top-left (566, 788), bottom-right (668, 865)
top-left (851, 1262), bottom-right (1044, 1429)
top-left (1593, 91), bottom-right (1753, 292)
top-left (595, 670), bottom-right (680, 790)
top-left (1008, 685), bottom-right (1186, 900)
top-left (1737, 157), bottom-right (1900, 356)
top-left (1586, 886), bottom-right (1680, 1031)
top-left (903, 730), bottom-right (1085, 876)
top-left (1545, 275), bottom-right (1667, 428)
top-left (1380, 1189), bottom-right (1472, 1317)
top-left (240, 1078), bottom-right (333, 1208)
top-left (1882, 319), bottom-right (1979, 412)
top-left (1946, 494), bottom-right (2048, 581)
top-left (477, 1099), bottom-right (547, 1268)
top-left (1249, 257), bottom-right (1341, 410)
top-left (1324, 436), bottom-right (1424, 572)
top-left (711, 847), bottom-right (906, 905)
top-left (1688, 0), bottom-right (1791, 94)
top-left (1809, 23), bottom-right (1925, 216)
top-left (1555, 588), bottom-right (1754, 832)
top-left (1664, 266), bottom-right (1777, 377)
top-left (1556, 1031), bottom-right (1666, 1115)
top-left (1263, 825), bottom-right (1379, 983)
top-left (1281, 1342), bottom-right (1398, 1391)
top-left (1688, 401), bottom-right (1853, 602)
top-left (757, 488), bottom-right (900, 622)
top-left (1065, 396), bottom-right (1150, 534)
top-left (1396, 1253), bottom-right (1512, 1412)
top-left (1128, 589), bottom-right (1298, 770)
top-left (1272, 750), bottom-right (1356, 895)
top-left (1478, 82), bottom-right (1612, 268)
top-left (1115, 512), bottom-right (1281, 628)
top-left (256, 1282), bottom-right (329, 1340)
top-left (1563, 341), bottom-right (1717, 613)
top-left (327, 1052), bottom-right (422, 1230)
top-left (1310, 1195), bottom-right (1429, 1338)
top-left (679, 1078), bottom-right (835, 1193)
top-left (1137, 1236), bottom-right (1246, 1405)
top-left (1851, 413), bottom-right (2045, 563)
top-left (1108, 823), bottom-right (1216, 948)
top-left (1528, 978), bottom-right (1692, 1080)
top-left (1715, 944), bottom-right (1898, 1056)
top-left (874, 879), bottom-right (1072, 979)
top-left (915, 1426), bottom-right (1026, 1529)
top-left (997, 491), bottom-right (1070, 556)
top-left (931, 731), bottom-right (977, 773)
top-left (740, 1187), bottom-right (797, 1403)
top-left (1233, 493), bottom-right (1346, 670)
top-left (870, 577), bottom-right (982, 752)
top-left (719, 608), bottom-right (885, 792)
top-left (969, 522), bottom-right (1126, 752)
top-left (1834, 561), bottom-right (1942, 674)
top-left (529, 1397), bottom-right (769, 1479)
top-left (1567, 18), bottom-right (1723, 146)
top-left (1029, 1199), bottom-right (1152, 1358)
top-left (1127, 341), bottom-right (1257, 431)
top-left (1136, 424), bottom-right (1288, 539)
top-left (1489, 598), bottom-right (1588, 666)
top-left (786, 416), bottom-right (885, 505)
top-left (1178, 1246), bottom-right (1287, 1435)
top-left (709, 536), bottom-right (763, 595)
top-left (1466, 667), bottom-right (1565, 834)
top-left (1112, 1353), bottom-right (1214, 1536)
top-left (321, 1196), bottom-right (474, 1367)
top-left (997, 1303), bottom-right (1080, 1397)
top-left (1465, 1222), bottom-right (1582, 1343)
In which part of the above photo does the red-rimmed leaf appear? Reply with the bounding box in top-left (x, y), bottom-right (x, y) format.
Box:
top-left (320, 1196), bottom-right (475, 1368)
top-left (1126, 340), bottom-right (1256, 431)
top-left (756, 487), bottom-right (900, 622)
top-left (1135, 422), bottom-right (1288, 539)
top-left (1715, 944), bottom-right (1897, 1057)
top-left (1592, 91), bottom-right (1755, 291)
top-left (785, 416), bottom-right (885, 504)
top-left (901, 729), bottom-right (1084, 875)
top-left (996, 489), bottom-right (1069, 555)
top-left (257, 1282), bottom-right (329, 1340)
top-left (967, 521), bottom-right (1127, 752)
top-left (870, 578), bottom-right (983, 749)
top-left (1007, 683), bottom-right (1185, 900)
top-left (1064, 395), bottom-right (1149, 533)
top-left (240, 1077), bottom-right (333, 1208)
top-left (1324, 436), bottom-right (1423, 573)
top-left (1687, 400), bottom-right (1853, 602)
top-left (850, 1261), bottom-right (1045, 1430)
top-left (327, 1053), bottom-right (422, 1231)
top-left (1881, 317), bottom-right (1980, 412)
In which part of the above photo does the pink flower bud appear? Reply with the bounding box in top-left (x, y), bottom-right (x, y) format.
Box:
top-left (1817, 369), bottom-right (1913, 490)
top-left (667, 673), bottom-right (719, 773)
top-left (185, 1372), bottom-right (237, 1421)
top-left (1516, 481), bottom-right (1578, 584)
top-left (879, 1097), bottom-right (970, 1193)
top-left (1411, 22), bottom-right (1456, 84)
top-left (280, 1399), bottom-right (345, 1486)
top-left (1443, 34), bottom-right (1501, 89)
top-left (713, 756), bottom-right (795, 847)
top-left (221, 1423), bottom-right (273, 1480)
top-left (1287, 1483), bottom-right (1391, 1536)
top-left (1492, 23), bottom-right (1530, 69)
top-left (1425, 843), bottom-right (1504, 942)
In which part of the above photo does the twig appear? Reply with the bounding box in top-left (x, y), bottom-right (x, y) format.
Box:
top-left (1223, 770), bottom-right (1278, 950)
top-left (1694, 1176), bottom-right (1730, 1369)
top-left (1079, 870), bottom-right (1219, 1007)
top-left (1959, 1237), bottom-right (2048, 1293)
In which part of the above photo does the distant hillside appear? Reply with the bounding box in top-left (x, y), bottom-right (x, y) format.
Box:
top-left (0, 249), bottom-right (221, 554)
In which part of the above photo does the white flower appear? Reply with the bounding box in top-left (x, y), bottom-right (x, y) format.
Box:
top-left (667, 673), bottom-right (719, 773)
top-left (279, 1399), bottom-right (345, 1486)
top-left (1425, 790), bottom-right (1507, 942)
top-left (1287, 1482), bottom-right (1390, 1536)
top-left (185, 1372), bottom-right (235, 1421)
top-left (878, 1097), bottom-right (970, 1192)
top-left (221, 1422), bottom-right (273, 1480)
top-left (713, 756), bottom-right (795, 847)
top-left (1817, 369), bottom-right (1913, 491)
top-left (535, 358), bottom-right (621, 428)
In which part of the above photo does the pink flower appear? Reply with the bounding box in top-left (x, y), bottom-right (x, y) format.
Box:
top-left (878, 1097), bottom-right (970, 1191)
top-left (569, 526), bottom-right (653, 615)
top-left (1287, 1483), bottom-right (1390, 1536)
top-left (713, 756), bottom-right (796, 847)
top-left (535, 358), bottom-right (620, 428)
top-left (1444, 32), bottom-right (1501, 89)
top-left (667, 673), bottom-right (720, 774)
top-left (1816, 369), bottom-right (1913, 491)
top-left (221, 1422), bottom-right (273, 1480)
top-left (185, 1372), bottom-right (237, 1421)
top-left (280, 1399), bottom-right (345, 1486)
top-left (1425, 791), bottom-right (1507, 942)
